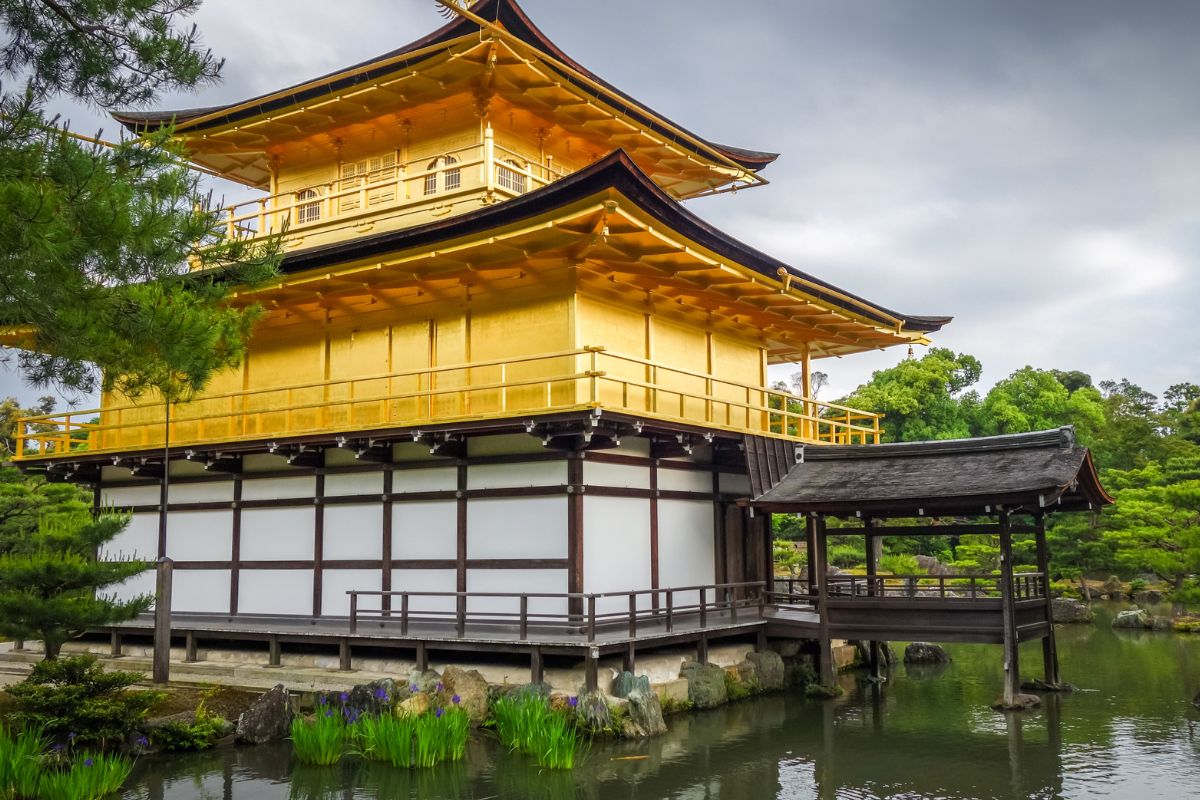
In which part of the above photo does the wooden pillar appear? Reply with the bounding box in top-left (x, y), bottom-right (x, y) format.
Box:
top-left (584, 647), bottom-right (599, 693)
top-left (813, 515), bottom-right (834, 686)
top-left (531, 647), bottom-right (544, 684)
top-left (153, 558), bottom-right (173, 684)
top-left (229, 475), bottom-right (242, 615)
top-left (999, 511), bottom-right (1021, 706)
top-left (864, 517), bottom-right (882, 679)
top-left (567, 454), bottom-right (584, 618)
top-left (312, 471), bottom-right (325, 617)
top-left (805, 513), bottom-right (818, 598)
top-left (110, 631), bottom-right (123, 658)
top-left (1034, 513), bottom-right (1061, 685)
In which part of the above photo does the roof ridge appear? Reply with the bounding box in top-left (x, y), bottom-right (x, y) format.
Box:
top-left (803, 427), bottom-right (1076, 461)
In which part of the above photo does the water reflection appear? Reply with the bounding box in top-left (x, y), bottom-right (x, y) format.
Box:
top-left (121, 604), bottom-right (1200, 800)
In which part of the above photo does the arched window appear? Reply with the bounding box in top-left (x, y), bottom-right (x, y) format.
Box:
top-left (497, 158), bottom-right (527, 194)
top-left (295, 187), bottom-right (321, 224)
top-left (424, 155), bottom-right (461, 196)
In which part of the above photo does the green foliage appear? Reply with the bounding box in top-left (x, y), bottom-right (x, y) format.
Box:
top-left (0, 510), bottom-right (151, 659)
top-left (487, 694), bottom-right (582, 770)
top-left (976, 367), bottom-right (1105, 440)
top-left (0, 724), bottom-right (47, 799)
top-left (354, 714), bottom-right (417, 769)
top-left (771, 513), bottom-right (806, 541)
top-left (827, 543), bottom-right (864, 568)
top-left (0, 469), bottom-right (90, 556)
top-left (35, 752), bottom-right (134, 800)
top-left (290, 711), bottom-right (347, 766)
top-left (0, 0), bottom-right (280, 397)
top-left (412, 708), bottom-right (468, 768)
top-left (879, 553), bottom-right (920, 575)
top-left (6, 656), bottom-right (162, 750)
top-left (148, 695), bottom-right (228, 752)
top-left (772, 539), bottom-right (806, 576)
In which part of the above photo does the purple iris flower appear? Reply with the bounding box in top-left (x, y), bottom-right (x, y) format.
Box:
top-left (136, 736), bottom-right (149, 747)
top-left (317, 694), bottom-right (327, 706)
top-left (435, 682), bottom-right (444, 693)
top-left (410, 683), bottom-right (419, 693)
top-left (568, 696), bottom-right (579, 708)
top-left (53, 744), bottom-right (64, 752)
top-left (83, 759), bottom-right (94, 768)
top-left (339, 692), bottom-right (350, 703)
top-left (324, 709), bottom-right (333, 718)
top-left (374, 686), bottom-right (389, 701)
top-left (451, 694), bottom-right (461, 705)
top-left (68, 732), bottom-right (76, 740)
top-left (434, 707), bottom-right (444, 718)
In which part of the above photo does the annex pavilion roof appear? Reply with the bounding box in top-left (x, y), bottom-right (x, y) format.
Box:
top-left (232, 150), bottom-right (949, 359)
top-left (111, 0), bottom-right (776, 197)
top-left (742, 427), bottom-right (1113, 517)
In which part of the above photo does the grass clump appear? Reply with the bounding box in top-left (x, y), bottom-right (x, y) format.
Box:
top-left (413, 707), bottom-right (468, 768)
top-left (149, 690), bottom-right (229, 752)
top-left (352, 706), bottom-right (468, 769)
top-left (290, 709), bottom-right (347, 766)
top-left (36, 753), bottom-right (134, 800)
top-left (488, 694), bottom-right (583, 770)
top-left (0, 725), bottom-right (47, 799)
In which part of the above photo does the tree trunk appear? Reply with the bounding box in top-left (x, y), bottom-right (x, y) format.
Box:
top-left (43, 639), bottom-right (61, 660)
top-left (1079, 575), bottom-right (1093, 604)
top-left (1173, 575), bottom-right (1186, 617)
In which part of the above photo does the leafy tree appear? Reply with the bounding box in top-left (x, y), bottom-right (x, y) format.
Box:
top-left (977, 366), bottom-right (1105, 440)
top-left (839, 348), bottom-right (982, 442)
top-left (0, 0), bottom-right (280, 398)
top-left (0, 395), bottom-right (54, 457)
top-left (0, 467), bottom-right (89, 553)
top-left (1050, 369), bottom-right (1094, 395)
top-left (0, 509), bottom-right (151, 659)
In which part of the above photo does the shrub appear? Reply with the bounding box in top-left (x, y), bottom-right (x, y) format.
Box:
top-left (148, 689), bottom-right (229, 752)
top-left (827, 544), bottom-right (864, 569)
top-left (487, 694), bottom-right (582, 770)
top-left (7, 656), bottom-right (162, 750)
top-left (879, 554), bottom-right (919, 575)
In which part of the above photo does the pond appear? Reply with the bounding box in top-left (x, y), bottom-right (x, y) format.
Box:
top-left (120, 603), bottom-right (1200, 799)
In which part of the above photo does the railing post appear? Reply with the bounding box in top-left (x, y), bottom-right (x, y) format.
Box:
top-left (699, 587), bottom-right (707, 629)
top-left (400, 593), bottom-right (409, 636)
top-left (456, 594), bottom-right (466, 638)
top-left (628, 593), bottom-right (637, 638)
top-left (729, 586), bottom-right (738, 623)
top-left (483, 124), bottom-right (495, 195)
top-left (666, 590), bottom-right (674, 632)
top-left (587, 595), bottom-right (597, 642)
top-left (349, 592), bottom-right (358, 634)
top-left (520, 594), bottom-right (529, 639)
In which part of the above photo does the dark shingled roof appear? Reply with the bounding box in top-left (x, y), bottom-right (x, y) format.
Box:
top-left (112, 0), bottom-right (778, 172)
top-left (743, 427), bottom-right (1113, 517)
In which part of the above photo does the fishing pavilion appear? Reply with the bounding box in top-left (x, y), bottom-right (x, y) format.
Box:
top-left (9, 0), bottom-right (1110, 699)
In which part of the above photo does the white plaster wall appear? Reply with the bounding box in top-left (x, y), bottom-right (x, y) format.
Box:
top-left (583, 496), bottom-right (652, 614)
top-left (239, 570), bottom-right (312, 615)
top-left (467, 461), bottom-right (566, 490)
top-left (325, 471), bottom-right (384, 497)
top-left (103, 569), bottom-right (155, 606)
top-left (467, 497), bottom-right (566, 559)
top-left (392, 467), bottom-right (457, 493)
top-left (466, 569), bottom-right (567, 616)
top-left (322, 569), bottom-right (381, 617)
top-left (240, 508), bottom-right (315, 560)
top-left (100, 512), bottom-right (158, 560)
top-left (658, 499), bottom-right (715, 607)
top-left (102, 484), bottom-right (160, 507)
top-left (165, 510), bottom-right (233, 562)
top-left (393, 501), bottom-right (456, 559)
top-left (583, 461), bottom-right (651, 489)
top-left (169, 481), bottom-right (234, 503)
top-left (607, 437), bottom-right (652, 457)
top-left (657, 467), bottom-right (712, 493)
top-left (174, 570), bottom-right (232, 613)
top-left (323, 505), bottom-right (384, 560)
top-left (719, 473), bottom-right (751, 496)
top-left (241, 475), bottom-right (315, 501)
top-left (390, 569), bottom-right (456, 614)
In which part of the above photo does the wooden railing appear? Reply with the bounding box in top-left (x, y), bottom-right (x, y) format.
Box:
top-left (346, 581), bottom-right (767, 641)
top-left (13, 346), bottom-right (883, 459)
top-left (216, 131), bottom-right (563, 244)
top-left (825, 572), bottom-right (1047, 601)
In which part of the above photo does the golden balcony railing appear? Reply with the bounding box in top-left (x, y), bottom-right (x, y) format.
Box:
top-left (216, 130), bottom-right (565, 245)
top-left (13, 347), bottom-right (882, 460)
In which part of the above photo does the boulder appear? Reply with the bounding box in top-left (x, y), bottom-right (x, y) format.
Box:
top-left (396, 693), bottom-right (431, 718)
top-left (1133, 589), bottom-right (1166, 606)
top-left (1102, 576), bottom-right (1124, 598)
top-left (916, 555), bottom-right (951, 576)
top-left (348, 678), bottom-right (400, 716)
top-left (408, 669), bottom-right (442, 694)
top-left (1150, 616), bottom-right (1174, 632)
top-left (235, 684), bottom-right (293, 745)
top-left (679, 661), bottom-right (728, 709)
top-left (745, 651), bottom-right (786, 691)
top-left (622, 689), bottom-right (667, 738)
top-left (771, 639), bottom-right (802, 659)
top-left (724, 660), bottom-right (761, 700)
top-left (1052, 598), bottom-right (1095, 624)
top-left (441, 666), bottom-right (489, 723)
top-left (903, 642), bottom-right (951, 664)
top-left (573, 690), bottom-right (612, 734)
top-left (611, 671), bottom-right (651, 699)
top-left (1112, 608), bottom-right (1151, 629)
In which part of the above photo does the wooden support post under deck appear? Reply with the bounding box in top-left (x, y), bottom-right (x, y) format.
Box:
top-left (338, 639), bottom-right (352, 672)
top-left (415, 641), bottom-right (428, 672)
top-left (623, 641), bottom-right (636, 673)
top-left (697, 634), bottom-right (709, 664)
top-left (110, 631), bottom-right (123, 658)
top-left (863, 517), bottom-right (883, 679)
top-left (805, 513), bottom-right (818, 599)
top-left (813, 515), bottom-right (835, 687)
top-left (531, 647), bottom-right (544, 684)
top-left (153, 558), bottom-right (173, 684)
top-left (1034, 513), bottom-right (1061, 685)
top-left (184, 632), bottom-right (198, 664)
top-left (999, 512), bottom-right (1021, 705)
top-left (267, 635), bottom-right (281, 668)
top-left (585, 648), bottom-right (599, 693)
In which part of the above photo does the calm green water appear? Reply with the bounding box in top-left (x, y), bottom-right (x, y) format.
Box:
top-left (121, 604), bottom-right (1200, 799)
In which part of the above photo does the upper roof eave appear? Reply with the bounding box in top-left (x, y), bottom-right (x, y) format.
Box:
top-left (110, 0), bottom-right (778, 173)
top-left (268, 149), bottom-right (948, 336)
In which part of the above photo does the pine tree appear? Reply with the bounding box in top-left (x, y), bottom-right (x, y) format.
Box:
top-left (0, 0), bottom-right (281, 398)
top-left (0, 510), bottom-right (151, 659)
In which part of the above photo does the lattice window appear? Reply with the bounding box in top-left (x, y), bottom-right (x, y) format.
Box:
top-left (295, 187), bottom-right (321, 224)
top-left (497, 158), bottom-right (527, 193)
top-left (340, 152), bottom-right (398, 212)
top-left (424, 155), bottom-right (460, 195)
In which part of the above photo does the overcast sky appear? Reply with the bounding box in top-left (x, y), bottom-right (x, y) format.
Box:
top-left (7, 0), bottom-right (1199, 409)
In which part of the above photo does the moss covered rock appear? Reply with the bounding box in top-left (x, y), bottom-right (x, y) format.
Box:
top-left (679, 661), bottom-right (727, 709)
top-left (746, 651), bottom-right (786, 691)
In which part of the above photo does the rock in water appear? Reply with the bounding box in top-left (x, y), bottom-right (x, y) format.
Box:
top-left (1112, 608), bottom-right (1151, 629)
top-left (903, 643), bottom-right (951, 664)
top-left (235, 684), bottom-right (293, 745)
top-left (574, 690), bottom-right (612, 734)
top-left (746, 651), bottom-right (786, 691)
top-left (992, 693), bottom-right (1041, 712)
top-left (1193, 691), bottom-right (1200, 710)
top-left (1133, 588), bottom-right (1166, 606)
top-left (1051, 598), bottom-right (1095, 624)
top-left (622, 689), bottom-right (667, 737)
top-left (348, 678), bottom-right (399, 716)
top-left (441, 667), bottom-right (489, 723)
top-left (679, 661), bottom-right (728, 709)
